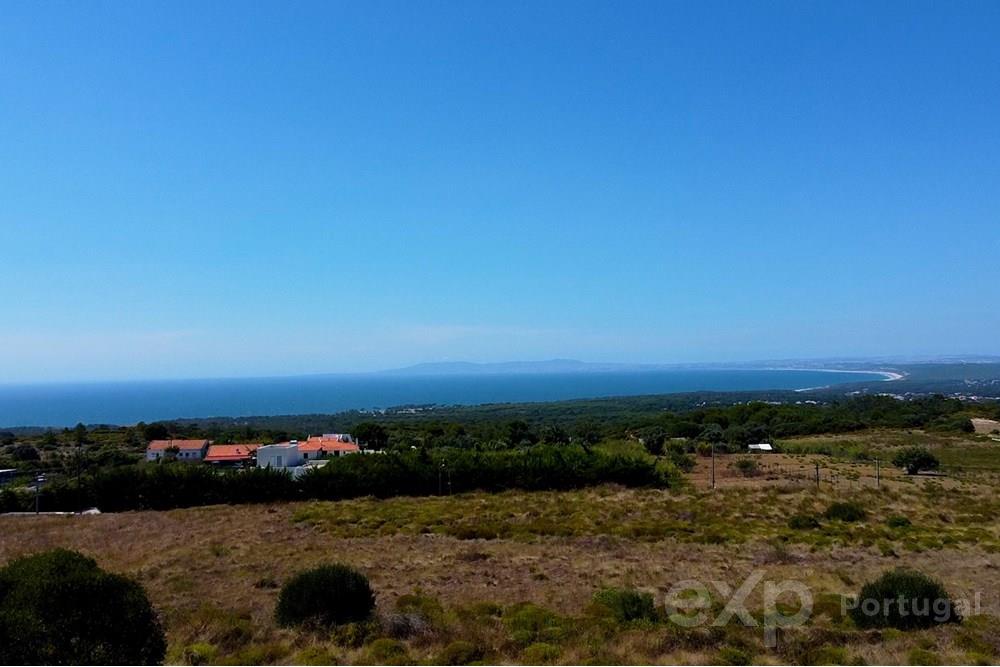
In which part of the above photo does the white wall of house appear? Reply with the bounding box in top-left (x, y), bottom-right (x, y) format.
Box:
top-left (145, 446), bottom-right (207, 461)
top-left (257, 443), bottom-right (304, 469)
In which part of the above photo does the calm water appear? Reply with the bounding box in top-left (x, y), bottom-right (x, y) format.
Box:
top-left (0, 369), bottom-right (886, 427)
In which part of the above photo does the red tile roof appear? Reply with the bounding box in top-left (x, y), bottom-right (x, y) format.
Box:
top-left (204, 444), bottom-right (261, 462)
top-left (147, 439), bottom-right (210, 451)
top-left (301, 436), bottom-right (359, 453)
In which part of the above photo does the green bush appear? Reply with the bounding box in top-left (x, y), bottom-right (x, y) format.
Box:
top-left (887, 515), bottom-right (912, 529)
top-left (811, 645), bottom-right (851, 665)
top-left (824, 501), bottom-right (867, 522)
top-left (522, 642), bottom-right (561, 664)
top-left (0, 548), bottom-right (166, 665)
top-left (908, 647), bottom-right (941, 665)
top-left (787, 513), bottom-right (821, 530)
top-left (591, 587), bottom-right (659, 623)
top-left (275, 564), bottom-right (375, 628)
top-left (365, 638), bottom-right (409, 664)
top-left (733, 457), bottom-right (759, 477)
top-left (183, 642), bottom-right (218, 666)
top-left (892, 447), bottom-right (940, 475)
top-left (849, 569), bottom-right (960, 630)
top-left (503, 602), bottom-right (567, 646)
top-left (435, 640), bottom-right (483, 665)
top-left (718, 646), bottom-right (752, 665)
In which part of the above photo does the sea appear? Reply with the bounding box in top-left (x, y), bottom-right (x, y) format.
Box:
top-left (0, 369), bottom-right (889, 428)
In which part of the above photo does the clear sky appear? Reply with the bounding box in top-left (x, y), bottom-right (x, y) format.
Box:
top-left (2, 1), bottom-right (999, 383)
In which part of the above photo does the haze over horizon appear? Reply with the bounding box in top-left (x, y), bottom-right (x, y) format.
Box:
top-left (3, 1), bottom-right (999, 383)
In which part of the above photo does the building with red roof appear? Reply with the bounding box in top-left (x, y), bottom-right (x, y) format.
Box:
top-left (299, 435), bottom-right (360, 460)
top-left (204, 443), bottom-right (261, 466)
top-left (145, 439), bottom-right (210, 462)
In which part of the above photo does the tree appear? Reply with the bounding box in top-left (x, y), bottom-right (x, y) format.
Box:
top-left (73, 423), bottom-right (89, 446)
top-left (698, 423), bottom-right (724, 444)
top-left (351, 422), bottom-right (389, 450)
top-left (10, 444), bottom-right (40, 462)
top-left (506, 420), bottom-right (537, 446)
top-left (0, 549), bottom-right (166, 664)
top-left (539, 425), bottom-right (570, 445)
top-left (571, 419), bottom-right (603, 446)
top-left (892, 447), bottom-right (940, 475)
top-left (0, 431), bottom-right (14, 446)
top-left (637, 427), bottom-right (666, 456)
top-left (142, 423), bottom-right (170, 442)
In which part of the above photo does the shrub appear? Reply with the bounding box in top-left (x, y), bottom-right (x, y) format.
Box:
top-left (591, 587), bottom-right (659, 623)
top-left (10, 444), bottom-right (40, 461)
top-left (503, 602), bottom-right (567, 646)
top-left (275, 564), bottom-right (375, 628)
top-left (811, 645), bottom-right (851, 665)
top-left (365, 638), bottom-right (409, 664)
top-left (893, 447), bottom-right (941, 475)
top-left (734, 457), bottom-right (759, 477)
top-left (787, 513), bottom-right (821, 530)
top-left (718, 646), bottom-right (752, 665)
top-left (908, 647), bottom-right (941, 665)
top-left (386, 590), bottom-right (445, 637)
top-left (183, 642), bottom-right (218, 666)
top-left (824, 501), bottom-right (867, 522)
top-left (887, 515), bottom-right (912, 529)
top-left (522, 642), bottom-right (562, 663)
top-left (849, 569), bottom-right (960, 630)
top-left (0, 548), bottom-right (166, 665)
top-left (436, 640), bottom-right (483, 665)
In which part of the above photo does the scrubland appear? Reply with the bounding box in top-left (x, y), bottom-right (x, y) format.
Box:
top-left (2, 429), bottom-right (999, 665)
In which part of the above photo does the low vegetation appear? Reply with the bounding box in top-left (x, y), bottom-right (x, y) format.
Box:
top-left (2, 392), bottom-right (999, 665)
top-left (275, 564), bottom-right (375, 628)
top-left (0, 548), bottom-right (165, 665)
top-left (824, 501), bottom-right (868, 523)
top-left (893, 447), bottom-right (941, 475)
top-left (10, 445), bottom-right (675, 513)
top-left (850, 569), bottom-right (960, 630)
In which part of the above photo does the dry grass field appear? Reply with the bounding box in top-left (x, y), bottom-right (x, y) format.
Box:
top-left (3, 430), bottom-right (1000, 665)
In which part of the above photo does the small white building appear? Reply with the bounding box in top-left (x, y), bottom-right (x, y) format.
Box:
top-left (748, 443), bottom-right (773, 452)
top-left (256, 441), bottom-right (304, 469)
top-left (146, 439), bottom-right (210, 462)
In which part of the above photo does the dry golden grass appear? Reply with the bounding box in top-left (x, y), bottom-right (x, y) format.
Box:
top-left (3, 432), bottom-right (1000, 664)
top-left (3, 478), bottom-right (999, 664)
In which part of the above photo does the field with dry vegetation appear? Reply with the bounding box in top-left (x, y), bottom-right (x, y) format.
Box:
top-left (2, 429), bottom-right (999, 665)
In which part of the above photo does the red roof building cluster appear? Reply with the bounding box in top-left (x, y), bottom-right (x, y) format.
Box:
top-left (204, 443), bottom-right (262, 463)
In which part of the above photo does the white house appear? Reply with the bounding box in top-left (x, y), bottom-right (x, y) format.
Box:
top-left (146, 439), bottom-right (210, 462)
top-left (256, 442), bottom-right (304, 469)
top-left (300, 435), bottom-right (361, 460)
top-left (748, 443), bottom-right (773, 452)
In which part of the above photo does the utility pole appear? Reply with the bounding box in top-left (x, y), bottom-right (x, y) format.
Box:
top-left (711, 442), bottom-right (716, 490)
top-left (438, 463), bottom-right (443, 495)
top-left (77, 441), bottom-right (83, 514)
top-left (815, 462), bottom-right (820, 489)
top-left (34, 474), bottom-right (45, 514)
top-left (875, 458), bottom-right (880, 488)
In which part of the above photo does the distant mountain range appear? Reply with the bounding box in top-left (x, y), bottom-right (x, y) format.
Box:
top-left (379, 359), bottom-right (639, 375)
top-left (381, 356), bottom-right (1000, 376)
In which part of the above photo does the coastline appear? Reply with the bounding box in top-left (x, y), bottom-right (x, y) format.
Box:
top-left (762, 367), bottom-right (905, 382)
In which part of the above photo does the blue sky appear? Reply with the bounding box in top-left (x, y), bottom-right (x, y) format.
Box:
top-left (2, 1), bottom-right (999, 382)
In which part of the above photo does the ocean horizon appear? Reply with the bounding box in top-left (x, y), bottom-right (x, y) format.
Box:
top-left (0, 368), bottom-right (889, 428)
